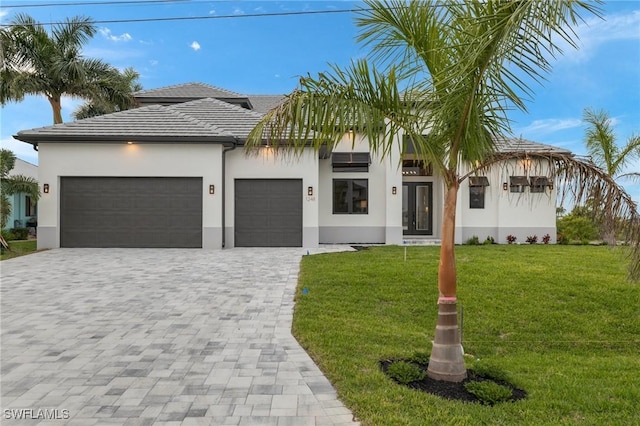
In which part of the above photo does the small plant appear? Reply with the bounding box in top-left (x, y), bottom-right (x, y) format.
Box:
top-left (410, 351), bottom-right (430, 365)
top-left (464, 380), bottom-right (513, 405)
top-left (506, 235), bottom-right (517, 244)
top-left (387, 361), bottom-right (426, 385)
top-left (483, 236), bottom-right (495, 245)
top-left (526, 235), bottom-right (538, 244)
top-left (542, 234), bottom-right (551, 244)
top-left (465, 235), bottom-right (480, 245)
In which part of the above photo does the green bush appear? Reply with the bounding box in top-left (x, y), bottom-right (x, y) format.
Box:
top-left (409, 351), bottom-right (430, 365)
top-left (387, 361), bottom-right (426, 384)
top-left (465, 235), bottom-right (481, 245)
top-left (483, 236), bottom-right (495, 245)
top-left (464, 380), bottom-right (512, 405)
top-left (3, 228), bottom-right (30, 241)
top-left (557, 215), bottom-right (598, 244)
top-left (472, 361), bottom-right (510, 382)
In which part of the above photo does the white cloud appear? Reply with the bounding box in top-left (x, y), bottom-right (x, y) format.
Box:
top-left (516, 118), bottom-right (583, 136)
top-left (233, 7), bottom-right (245, 15)
top-left (558, 9), bottom-right (640, 63)
top-left (99, 28), bottom-right (132, 42)
top-left (274, 74), bottom-right (280, 78)
top-left (149, 60), bottom-right (159, 66)
top-left (254, 6), bottom-right (265, 13)
top-left (0, 9), bottom-right (9, 19)
top-left (190, 41), bottom-right (201, 51)
top-left (209, 9), bottom-right (216, 15)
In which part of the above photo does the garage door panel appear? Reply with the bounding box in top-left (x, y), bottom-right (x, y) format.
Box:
top-left (235, 179), bottom-right (302, 247)
top-left (60, 177), bottom-right (202, 248)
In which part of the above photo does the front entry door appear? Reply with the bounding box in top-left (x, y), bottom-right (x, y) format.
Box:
top-left (403, 182), bottom-right (433, 235)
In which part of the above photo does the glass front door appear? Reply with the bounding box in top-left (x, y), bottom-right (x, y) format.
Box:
top-left (403, 182), bottom-right (433, 235)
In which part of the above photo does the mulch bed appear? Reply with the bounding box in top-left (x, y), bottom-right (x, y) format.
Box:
top-left (379, 359), bottom-right (527, 404)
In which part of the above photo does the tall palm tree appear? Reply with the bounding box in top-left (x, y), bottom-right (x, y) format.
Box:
top-left (1, 149), bottom-right (39, 230)
top-left (583, 107), bottom-right (640, 245)
top-left (73, 67), bottom-right (143, 120)
top-left (1, 13), bottom-right (138, 124)
top-left (246, 0), bottom-right (639, 382)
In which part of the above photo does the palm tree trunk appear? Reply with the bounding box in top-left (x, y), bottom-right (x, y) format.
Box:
top-left (48, 96), bottom-right (63, 124)
top-left (427, 180), bottom-right (467, 382)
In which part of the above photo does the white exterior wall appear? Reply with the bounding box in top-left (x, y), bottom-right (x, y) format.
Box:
top-left (456, 159), bottom-right (557, 244)
top-left (36, 143), bottom-right (224, 249)
top-left (225, 147), bottom-right (320, 248)
top-left (318, 135), bottom-right (403, 244)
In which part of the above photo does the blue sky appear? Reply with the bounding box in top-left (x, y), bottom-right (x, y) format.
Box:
top-left (1, 0), bottom-right (638, 203)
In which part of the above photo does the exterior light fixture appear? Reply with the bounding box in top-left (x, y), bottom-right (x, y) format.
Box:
top-left (503, 182), bottom-right (508, 191)
top-left (127, 141), bottom-right (133, 145)
top-left (43, 183), bottom-right (49, 193)
top-left (548, 183), bottom-right (554, 190)
top-left (209, 185), bottom-right (215, 195)
top-left (392, 186), bottom-right (397, 195)
top-left (307, 186), bottom-right (313, 196)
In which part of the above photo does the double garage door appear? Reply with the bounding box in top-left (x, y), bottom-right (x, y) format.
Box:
top-left (60, 177), bottom-right (302, 248)
top-left (60, 177), bottom-right (203, 248)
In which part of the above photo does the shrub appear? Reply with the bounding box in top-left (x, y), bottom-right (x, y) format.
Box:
top-left (464, 380), bottom-right (512, 405)
top-left (506, 235), bottom-right (517, 244)
top-left (483, 236), bottom-right (495, 245)
top-left (4, 227), bottom-right (29, 241)
top-left (526, 235), bottom-right (538, 244)
top-left (557, 214), bottom-right (598, 244)
top-left (409, 351), bottom-right (430, 366)
top-left (465, 235), bottom-right (480, 245)
top-left (387, 361), bottom-right (426, 384)
top-left (542, 234), bottom-right (551, 244)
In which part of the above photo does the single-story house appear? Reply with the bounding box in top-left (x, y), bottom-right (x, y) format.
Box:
top-left (3, 158), bottom-right (38, 231)
top-left (14, 82), bottom-right (568, 249)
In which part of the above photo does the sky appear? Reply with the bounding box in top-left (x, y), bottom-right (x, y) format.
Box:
top-left (1, 0), bottom-right (639, 204)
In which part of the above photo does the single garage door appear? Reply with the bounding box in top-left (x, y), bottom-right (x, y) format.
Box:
top-left (60, 177), bottom-right (202, 248)
top-left (235, 179), bottom-right (302, 247)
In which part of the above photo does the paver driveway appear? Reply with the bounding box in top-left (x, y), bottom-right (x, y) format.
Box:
top-left (1, 248), bottom-right (359, 425)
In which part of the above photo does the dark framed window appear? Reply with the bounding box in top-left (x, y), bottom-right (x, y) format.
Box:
top-left (333, 179), bottom-right (368, 214)
top-left (509, 176), bottom-right (529, 193)
top-left (469, 176), bottom-right (489, 209)
top-left (530, 176), bottom-right (549, 193)
top-left (25, 195), bottom-right (37, 216)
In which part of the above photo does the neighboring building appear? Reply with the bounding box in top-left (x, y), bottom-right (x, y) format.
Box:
top-left (3, 158), bottom-right (38, 231)
top-left (13, 83), bottom-right (567, 249)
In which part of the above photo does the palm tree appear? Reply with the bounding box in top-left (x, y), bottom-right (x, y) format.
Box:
top-left (1, 13), bottom-right (138, 124)
top-left (73, 67), bottom-right (143, 120)
top-left (1, 149), bottom-right (40, 230)
top-left (246, 0), bottom-right (640, 382)
top-left (583, 108), bottom-right (640, 245)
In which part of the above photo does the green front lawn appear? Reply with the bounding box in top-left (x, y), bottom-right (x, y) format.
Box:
top-left (0, 240), bottom-right (38, 260)
top-left (295, 245), bottom-right (639, 425)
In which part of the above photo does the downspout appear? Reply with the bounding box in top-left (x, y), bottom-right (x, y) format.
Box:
top-left (221, 139), bottom-right (238, 248)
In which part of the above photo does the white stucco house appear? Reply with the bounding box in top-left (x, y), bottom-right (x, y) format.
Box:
top-left (14, 83), bottom-right (567, 249)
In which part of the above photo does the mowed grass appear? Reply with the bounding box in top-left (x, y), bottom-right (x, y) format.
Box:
top-left (0, 240), bottom-right (38, 260)
top-left (294, 245), bottom-right (640, 426)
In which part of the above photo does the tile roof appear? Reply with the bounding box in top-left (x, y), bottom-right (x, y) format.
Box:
top-left (494, 136), bottom-right (572, 155)
top-left (246, 95), bottom-right (286, 114)
top-left (15, 103), bottom-right (235, 143)
top-left (169, 98), bottom-right (265, 139)
top-left (134, 82), bottom-right (245, 100)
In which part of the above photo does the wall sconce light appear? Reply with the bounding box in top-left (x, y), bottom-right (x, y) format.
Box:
top-left (548, 183), bottom-right (554, 190)
top-left (392, 186), bottom-right (397, 195)
top-left (209, 185), bottom-right (215, 195)
top-left (307, 186), bottom-right (314, 196)
top-left (43, 183), bottom-right (49, 193)
top-left (502, 182), bottom-right (508, 191)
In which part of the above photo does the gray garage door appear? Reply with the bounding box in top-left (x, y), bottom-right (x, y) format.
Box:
top-left (235, 179), bottom-right (302, 247)
top-left (60, 177), bottom-right (202, 248)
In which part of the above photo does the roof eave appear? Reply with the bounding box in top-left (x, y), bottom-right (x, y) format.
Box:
top-left (13, 134), bottom-right (236, 144)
